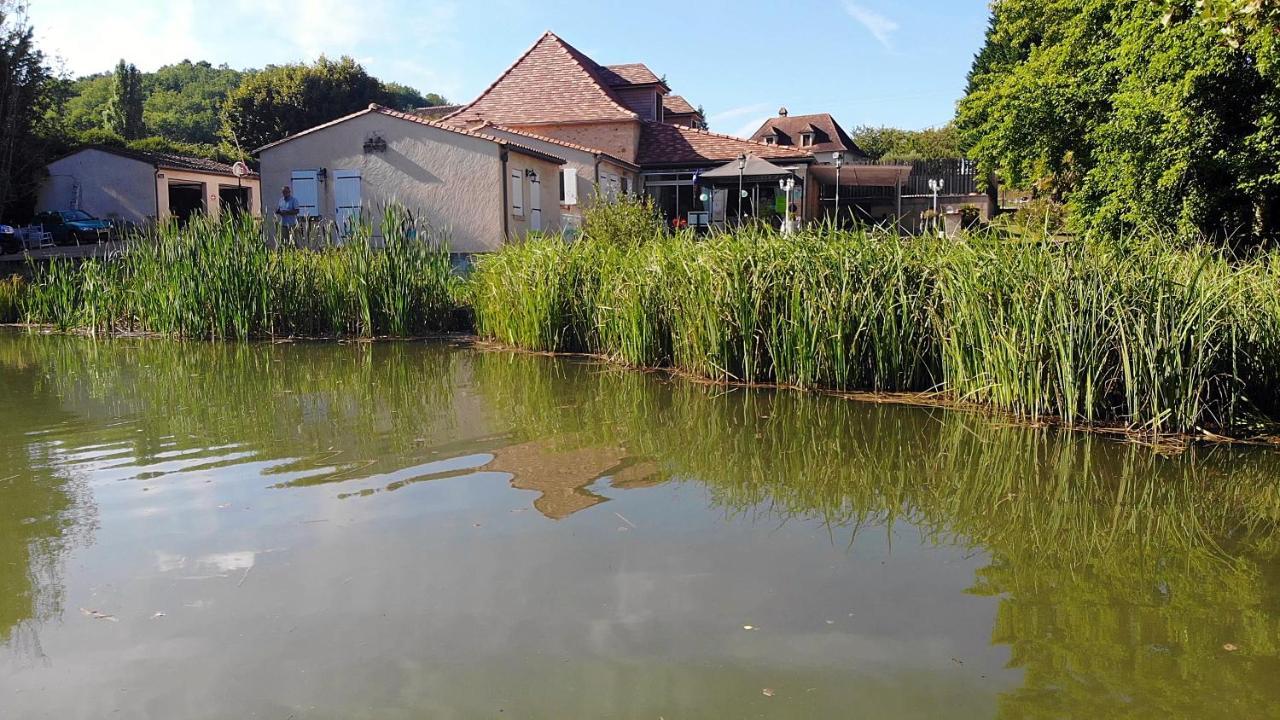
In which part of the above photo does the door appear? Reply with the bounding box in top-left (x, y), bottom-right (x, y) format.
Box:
top-left (528, 171), bottom-right (541, 232)
top-left (334, 170), bottom-right (361, 240)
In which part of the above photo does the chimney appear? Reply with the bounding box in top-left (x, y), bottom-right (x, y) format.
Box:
top-left (778, 106), bottom-right (789, 117)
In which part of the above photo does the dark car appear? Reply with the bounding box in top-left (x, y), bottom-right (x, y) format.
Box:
top-left (0, 225), bottom-right (18, 255)
top-left (33, 210), bottom-right (113, 245)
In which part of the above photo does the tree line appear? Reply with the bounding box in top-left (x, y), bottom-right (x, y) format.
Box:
top-left (0, 4), bottom-right (446, 221)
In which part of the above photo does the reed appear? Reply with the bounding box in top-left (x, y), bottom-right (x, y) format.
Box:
top-left (21, 207), bottom-right (464, 339)
top-left (470, 203), bottom-right (1280, 436)
top-left (0, 275), bottom-right (24, 324)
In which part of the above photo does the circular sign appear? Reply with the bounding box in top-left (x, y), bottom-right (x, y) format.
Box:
top-left (232, 161), bottom-right (250, 178)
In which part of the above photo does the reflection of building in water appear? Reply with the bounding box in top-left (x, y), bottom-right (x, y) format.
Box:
top-left (487, 441), bottom-right (622, 519)
top-left (608, 461), bottom-right (665, 491)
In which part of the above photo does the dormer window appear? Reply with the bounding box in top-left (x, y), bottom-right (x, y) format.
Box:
top-left (800, 132), bottom-right (814, 147)
top-left (763, 136), bottom-right (776, 146)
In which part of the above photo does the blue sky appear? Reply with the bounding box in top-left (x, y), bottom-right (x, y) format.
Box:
top-left (31, 0), bottom-right (990, 134)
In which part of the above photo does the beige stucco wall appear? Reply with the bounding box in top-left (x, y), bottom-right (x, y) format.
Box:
top-left (38, 149), bottom-right (156, 223)
top-left (503, 152), bottom-right (564, 239)
top-left (258, 112), bottom-right (560, 252)
top-left (507, 121), bottom-right (641, 164)
top-left (482, 128), bottom-right (638, 231)
top-left (155, 169), bottom-right (260, 220)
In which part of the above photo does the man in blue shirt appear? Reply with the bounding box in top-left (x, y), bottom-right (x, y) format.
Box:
top-left (275, 185), bottom-right (301, 243)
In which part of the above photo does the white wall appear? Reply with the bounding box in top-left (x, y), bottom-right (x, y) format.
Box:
top-left (38, 149), bottom-right (156, 224)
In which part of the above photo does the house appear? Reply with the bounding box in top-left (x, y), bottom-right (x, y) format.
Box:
top-left (37, 146), bottom-right (260, 225)
top-left (255, 104), bottom-right (565, 252)
top-left (441, 31), bottom-right (812, 229)
top-left (257, 31), bottom-right (838, 242)
top-left (749, 108), bottom-right (991, 230)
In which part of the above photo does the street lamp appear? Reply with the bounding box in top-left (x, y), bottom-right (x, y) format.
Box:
top-left (833, 152), bottom-right (843, 226)
top-left (779, 175), bottom-right (796, 234)
top-left (737, 154), bottom-right (746, 223)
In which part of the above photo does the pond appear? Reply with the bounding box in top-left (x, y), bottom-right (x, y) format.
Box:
top-left (2, 332), bottom-right (1279, 719)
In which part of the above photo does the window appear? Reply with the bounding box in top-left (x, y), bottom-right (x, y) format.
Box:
top-left (510, 169), bottom-right (524, 216)
top-left (763, 136), bottom-right (776, 146)
top-left (800, 133), bottom-right (814, 147)
top-left (560, 168), bottom-right (578, 205)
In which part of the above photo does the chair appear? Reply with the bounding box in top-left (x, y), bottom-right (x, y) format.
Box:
top-left (20, 225), bottom-right (54, 250)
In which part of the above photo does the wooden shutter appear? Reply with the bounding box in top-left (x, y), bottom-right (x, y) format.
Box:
top-left (562, 168), bottom-right (578, 206)
top-left (290, 170), bottom-right (320, 217)
top-left (510, 170), bottom-right (523, 217)
top-left (333, 170), bottom-right (361, 238)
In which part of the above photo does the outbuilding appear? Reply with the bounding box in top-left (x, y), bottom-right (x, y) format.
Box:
top-left (38, 146), bottom-right (260, 226)
top-left (254, 104), bottom-right (565, 252)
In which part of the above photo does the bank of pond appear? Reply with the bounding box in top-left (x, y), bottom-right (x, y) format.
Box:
top-left (5, 206), bottom-right (1280, 437)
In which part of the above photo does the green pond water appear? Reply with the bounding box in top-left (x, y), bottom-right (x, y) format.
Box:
top-left (2, 332), bottom-right (1280, 719)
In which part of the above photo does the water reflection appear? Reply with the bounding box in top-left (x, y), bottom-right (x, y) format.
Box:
top-left (1, 332), bottom-right (1278, 717)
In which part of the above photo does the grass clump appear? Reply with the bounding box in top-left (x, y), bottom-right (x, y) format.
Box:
top-left (471, 200), bottom-right (1280, 436)
top-left (22, 206), bottom-right (464, 340)
top-left (0, 275), bottom-right (24, 323)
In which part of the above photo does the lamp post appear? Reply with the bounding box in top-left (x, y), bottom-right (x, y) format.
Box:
top-left (779, 175), bottom-right (795, 234)
top-left (928, 178), bottom-right (945, 236)
top-left (737, 153), bottom-right (746, 224)
top-left (833, 152), bottom-right (843, 226)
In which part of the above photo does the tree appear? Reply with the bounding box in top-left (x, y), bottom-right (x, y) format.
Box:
top-left (851, 124), bottom-right (964, 161)
top-left (0, 2), bottom-right (63, 220)
top-left (380, 81), bottom-right (447, 111)
top-left (102, 59), bottom-right (145, 140)
top-left (221, 56), bottom-right (418, 152)
top-left (957, 0), bottom-right (1280, 243)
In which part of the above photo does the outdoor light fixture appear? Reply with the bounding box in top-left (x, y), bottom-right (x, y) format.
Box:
top-left (737, 154), bottom-right (747, 222)
top-left (834, 152), bottom-right (843, 225)
top-left (779, 175), bottom-right (796, 233)
top-left (362, 134), bottom-right (387, 153)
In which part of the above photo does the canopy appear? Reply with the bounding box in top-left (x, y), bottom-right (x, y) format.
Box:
top-left (697, 154), bottom-right (799, 184)
top-left (808, 163), bottom-right (911, 187)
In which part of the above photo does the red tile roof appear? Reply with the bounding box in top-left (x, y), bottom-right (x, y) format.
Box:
top-left (662, 95), bottom-right (699, 116)
top-left (479, 123), bottom-right (639, 170)
top-left (443, 32), bottom-right (638, 126)
top-left (599, 63), bottom-right (664, 87)
top-left (748, 113), bottom-right (867, 158)
top-left (253, 104), bottom-right (565, 165)
top-left (636, 122), bottom-right (812, 168)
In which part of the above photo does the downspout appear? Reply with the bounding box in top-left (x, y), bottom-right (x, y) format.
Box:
top-left (153, 167), bottom-right (162, 222)
top-left (500, 149), bottom-right (510, 243)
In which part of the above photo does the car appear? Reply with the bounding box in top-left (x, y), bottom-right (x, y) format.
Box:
top-left (33, 210), bottom-right (113, 245)
top-left (0, 225), bottom-right (18, 255)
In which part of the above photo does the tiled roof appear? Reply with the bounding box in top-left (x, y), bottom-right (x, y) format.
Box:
top-left (600, 63), bottom-right (663, 87)
top-left (443, 32), bottom-right (638, 126)
top-left (253, 104), bottom-right (565, 165)
top-left (636, 121), bottom-right (812, 168)
top-left (748, 113), bottom-right (867, 158)
top-left (662, 95), bottom-right (699, 116)
top-left (480, 123), bottom-right (639, 170)
top-left (80, 145), bottom-right (256, 178)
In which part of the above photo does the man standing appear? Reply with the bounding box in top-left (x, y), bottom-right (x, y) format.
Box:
top-left (275, 185), bottom-right (301, 244)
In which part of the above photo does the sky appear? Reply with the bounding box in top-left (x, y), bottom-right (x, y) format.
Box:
top-left (30, 0), bottom-right (991, 135)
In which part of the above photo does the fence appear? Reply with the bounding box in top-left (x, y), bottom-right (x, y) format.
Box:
top-left (845, 159), bottom-right (980, 197)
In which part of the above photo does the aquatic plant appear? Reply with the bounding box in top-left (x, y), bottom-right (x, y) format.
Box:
top-left (470, 209), bottom-right (1280, 435)
top-left (21, 208), bottom-right (464, 340)
top-left (0, 275), bottom-right (24, 324)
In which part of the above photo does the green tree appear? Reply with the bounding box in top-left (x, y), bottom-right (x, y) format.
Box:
top-left (380, 81), bottom-right (447, 111)
top-left (851, 124), bottom-right (964, 161)
top-left (102, 59), bottom-right (145, 140)
top-left (0, 2), bottom-right (64, 220)
top-left (221, 55), bottom-right (421, 151)
top-left (143, 60), bottom-right (243, 144)
top-left (957, 0), bottom-right (1280, 243)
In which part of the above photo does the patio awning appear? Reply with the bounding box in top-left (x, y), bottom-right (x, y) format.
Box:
top-left (808, 163), bottom-right (911, 187)
top-left (697, 154), bottom-right (799, 184)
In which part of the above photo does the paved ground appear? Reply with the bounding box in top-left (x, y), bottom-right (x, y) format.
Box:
top-left (0, 241), bottom-right (125, 265)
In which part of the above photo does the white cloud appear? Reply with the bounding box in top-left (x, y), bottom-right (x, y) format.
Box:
top-left (731, 115), bottom-right (772, 139)
top-left (33, 1), bottom-right (208, 75)
top-left (843, 2), bottom-right (899, 49)
top-left (708, 102), bottom-right (772, 127)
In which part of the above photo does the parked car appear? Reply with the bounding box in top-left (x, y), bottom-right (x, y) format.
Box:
top-left (0, 225), bottom-right (18, 254)
top-left (33, 210), bottom-right (113, 245)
